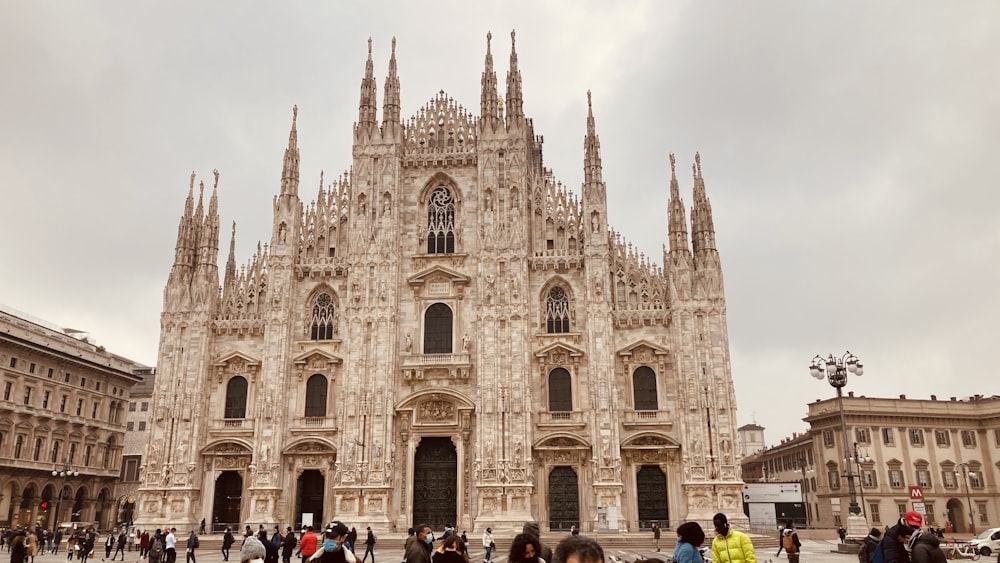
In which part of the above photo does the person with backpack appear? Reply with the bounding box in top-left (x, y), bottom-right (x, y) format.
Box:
top-left (781, 526), bottom-right (801, 563)
top-left (148, 531), bottom-right (165, 563)
top-left (186, 531), bottom-right (200, 563)
top-left (859, 529), bottom-right (883, 563)
top-left (361, 528), bottom-right (376, 563)
top-left (873, 512), bottom-right (923, 563)
top-left (908, 530), bottom-right (946, 563)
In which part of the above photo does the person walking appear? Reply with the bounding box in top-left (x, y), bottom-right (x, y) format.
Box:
top-left (711, 513), bottom-right (756, 563)
top-left (112, 530), bottom-right (127, 561)
top-left (186, 531), bottom-right (200, 563)
top-left (222, 528), bottom-right (235, 562)
top-left (361, 528), bottom-right (376, 563)
top-left (481, 528), bottom-right (494, 563)
top-left (781, 526), bottom-right (801, 563)
top-left (652, 523), bottom-right (661, 552)
top-left (674, 522), bottom-right (707, 563)
top-left (297, 528), bottom-right (317, 563)
top-left (859, 529), bottom-right (882, 563)
top-left (281, 529), bottom-right (296, 563)
top-left (165, 529), bottom-right (177, 563)
top-left (345, 529), bottom-right (357, 554)
top-left (140, 531), bottom-right (151, 558)
top-left (11, 533), bottom-right (26, 563)
top-left (53, 529), bottom-right (63, 556)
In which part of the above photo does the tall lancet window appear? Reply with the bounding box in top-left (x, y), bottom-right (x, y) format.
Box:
top-left (427, 186), bottom-right (456, 254)
top-left (310, 293), bottom-right (336, 340)
top-left (545, 286), bottom-right (571, 333)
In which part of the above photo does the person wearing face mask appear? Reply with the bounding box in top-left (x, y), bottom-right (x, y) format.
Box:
top-left (710, 513), bottom-right (756, 563)
top-left (431, 535), bottom-right (468, 563)
top-left (404, 525), bottom-right (433, 563)
top-left (876, 512), bottom-right (922, 563)
top-left (308, 523), bottom-right (355, 563)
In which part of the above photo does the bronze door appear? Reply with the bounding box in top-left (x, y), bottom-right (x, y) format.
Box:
top-left (548, 466), bottom-right (579, 530)
top-left (636, 465), bottom-right (669, 528)
top-left (213, 471), bottom-right (243, 530)
top-left (413, 437), bottom-right (457, 528)
top-left (295, 469), bottom-right (325, 528)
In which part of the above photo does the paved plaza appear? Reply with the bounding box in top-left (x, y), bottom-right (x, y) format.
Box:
top-left (10, 539), bottom-right (858, 563)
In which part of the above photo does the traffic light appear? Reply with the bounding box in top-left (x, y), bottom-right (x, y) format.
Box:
top-left (40, 501), bottom-right (49, 510)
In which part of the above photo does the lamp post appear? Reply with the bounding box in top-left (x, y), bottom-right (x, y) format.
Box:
top-left (810, 352), bottom-right (864, 520)
top-left (957, 462), bottom-right (977, 534)
top-left (849, 443), bottom-right (873, 518)
top-left (51, 462), bottom-right (79, 528)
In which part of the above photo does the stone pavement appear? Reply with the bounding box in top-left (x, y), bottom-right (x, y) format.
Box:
top-left (14, 539), bottom-right (856, 563)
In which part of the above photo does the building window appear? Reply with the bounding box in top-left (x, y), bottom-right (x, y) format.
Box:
top-left (42, 391), bottom-right (50, 409)
top-left (105, 436), bottom-right (116, 469)
top-left (60, 395), bottom-right (67, 413)
top-left (426, 186), bottom-right (456, 254)
top-left (76, 399), bottom-right (83, 416)
top-left (32, 438), bottom-right (43, 461)
top-left (925, 503), bottom-right (935, 524)
top-left (80, 377), bottom-right (86, 387)
top-left (138, 421), bottom-right (146, 431)
top-left (126, 422), bottom-right (134, 431)
top-left (224, 376), bottom-right (248, 419)
top-left (889, 469), bottom-right (904, 488)
top-left (870, 503), bottom-right (881, 524)
top-left (91, 402), bottom-right (98, 418)
top-left (64, 373), bottom-right (70, 382)
top-left (68, 443), bottom-right (77, 464)
top-left (942, 469), bottom-right (957, 488)
top-left (141, 402), bottom-right (149, 412)
top-left (545, 286), bottom-right (571, 333)
top-left (123, 458), bottom-right (139, 482)
top-left (8, 357), bottom-right (15, 368)
top-left (935, 430), bottom-right (950, 447)
top-left (23, 387), bottom-right (32, 406)
top-left (632, 367), bottom-right (658, 411)
top-left (994, 428), bottom-right (1000, 446)
top-left (823, 430), bottom-right (835, 448)
top-left (961, 430), bottom-right (977, 447)
top-left (47, 368), bottom-right (53, 378)
top-left (129, 402), bottom-right (136, 412)
top-left (897, 503), bottom-right (907, 517)
top-left (84, 445), bottom-right (92, 466)
top-left (51, 441), bottom-right (60, 463)
top-left (969, 471), bottom-right (983, 489)
top-left (856, 427), bottom-right (871, 444)
top-left (917, 469), bottom-right (931, 487)
top-left (548, 368), bottom-right (573, 412)
top-left (3, 381), bottom-right (12, 401)
top-left (304, 374), bottom-right (328, 417)
top-left (14, 435), bottom-right (24, 458)
top-left (978, 503), bottom-right (988, 523)
top-left (310, 292), bottom-right (336, 340)
top-left (95, 382), bottom-right (100, 391)
top-left (909, 429), bottom-right (925, 446)
top-left (882, 428), bottom-right (896, 446)
top-left (29, 362), bottom-right (36, 374)
top-left (827, 468), bottom-right (841, 490)
top-left (423, 303), bottom-right (453, 354)
top-left (862, 469), bottom-right (877, 488)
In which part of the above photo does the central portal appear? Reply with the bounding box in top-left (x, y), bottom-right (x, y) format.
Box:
top-left (413, 437), bottom-right (457, 528)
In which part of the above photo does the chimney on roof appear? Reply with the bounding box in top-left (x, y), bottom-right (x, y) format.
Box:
top-left (951, 397), bottom-right (957, 401)
top-left (931, 395), bottom-right (937, 401)
top-left (848, 391), bottom-right (855, 397)
top-left (900, 394), bottom-right (906, 399)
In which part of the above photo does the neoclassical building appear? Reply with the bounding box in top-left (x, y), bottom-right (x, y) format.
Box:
top-left (137, 33), bottom-right (744, 533)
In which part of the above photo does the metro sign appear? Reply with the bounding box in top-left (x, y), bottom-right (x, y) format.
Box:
top-left (909, 486), bottom-right (924, 500)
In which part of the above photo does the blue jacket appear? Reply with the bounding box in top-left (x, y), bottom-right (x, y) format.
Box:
top-left (674, 540), bottom-right (703, 563)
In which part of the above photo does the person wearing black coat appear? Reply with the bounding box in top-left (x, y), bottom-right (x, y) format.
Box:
top-left (909, 532), bottom-right (947, 563)
top-left (880, 513), bottom-right (922, 563)
top-left (281, 529), bottom-right (297, 563)
top-left (258, 531), bottom-right (279, 563)
top-left (345, 530), bottom-right (357, 554)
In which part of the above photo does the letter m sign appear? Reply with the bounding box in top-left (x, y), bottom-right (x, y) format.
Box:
top-left (909, 486), bottom-right (924, 500)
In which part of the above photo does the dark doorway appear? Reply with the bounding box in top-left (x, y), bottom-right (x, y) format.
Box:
top-left (548, 466), bottom-right (579, 530)
top-left (636, 465), bottom-right (669, 528)
top-left (296, 469), bottom-right (325, 527)
top-left (413, 437), bottom-right (457, 528)
top-left (213, 471), bottom-right (243, 530)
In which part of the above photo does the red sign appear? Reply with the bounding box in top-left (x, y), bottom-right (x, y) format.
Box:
top-left (910, 486), bottom-right (924, 500)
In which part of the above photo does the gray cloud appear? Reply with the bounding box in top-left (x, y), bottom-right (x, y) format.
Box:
top-left (2, 1), bottom-right (997, 445)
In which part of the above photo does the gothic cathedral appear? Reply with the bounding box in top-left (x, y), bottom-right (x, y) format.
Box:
top-left (137, 33), bottom-right (744, 533)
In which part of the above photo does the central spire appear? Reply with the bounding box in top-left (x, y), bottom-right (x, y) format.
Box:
top-left (583, 90), bottom-right (604, 192)
top-left (382, 36), bottom-right (401, 133)
top-left (505, 29), bottom-right (523, 126)
top-left (357, 37), bottom-right (378, 137)
top-left (480, 31), bottom-right (500, 131)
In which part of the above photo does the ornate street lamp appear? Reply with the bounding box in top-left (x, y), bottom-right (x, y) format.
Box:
top-left (810, 352), bottom-right (864, 517)
top-left (957, 462), bottom-right (977, 534)
top-left (51, 462), bottom-right (80, 527)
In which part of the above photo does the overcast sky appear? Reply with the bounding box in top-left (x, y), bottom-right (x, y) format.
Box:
top-left (2, 2), bottom-right (998, 446)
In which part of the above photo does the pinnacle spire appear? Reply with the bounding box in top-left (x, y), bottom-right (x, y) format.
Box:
top-left (505, 29), bottom-right (523, 125)
top-left (583, 90), bottom-right (604, 189)
top-left (224, 221), bottom-right (237, 286)
top-left (480, 31), bottom-right (499, 127)
top-left (382, 36), bottom-right (401, 130)
top-left (667, 153), bottom-right (690, 255)
top-left (281, 105), bottom-right (300, 196)
top-left (357, 37), bottom-right (378, 135)
top-left (690, 152), bottom-right (717, 254)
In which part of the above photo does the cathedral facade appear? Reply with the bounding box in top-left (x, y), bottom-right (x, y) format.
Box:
top-left (136, 33), bottom-right (744, 533)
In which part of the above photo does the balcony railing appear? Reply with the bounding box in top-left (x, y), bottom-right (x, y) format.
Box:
top-left (536, 410), bottom-right (586, 428)
top-left (623, 409), bottom-right (673, 428)
top-left (290, 416), bottom-right (338, 432)
top-left (209, 418), bottom-right (253, 431)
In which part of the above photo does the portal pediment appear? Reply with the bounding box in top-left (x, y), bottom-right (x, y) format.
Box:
top-left (407, 265), bottom-right (471, 287)
top-left (622, 432), bottom-right (681, 449)
top-left (534, 342), bottom-right (585, 366)
top-left (618, 340), bottom-right (670, 358)
top-left (292, 349), bottom-right (343, 378)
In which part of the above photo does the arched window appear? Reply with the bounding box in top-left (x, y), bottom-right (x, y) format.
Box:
top-left (633, 366), bottom-right (659, 410)
top-left (84, 445), bottom-right (92, 466)
top-left (304, 374), bottom-right (328, 417)
top-left (14, 435), bottom-right (23, 458)
top-left (424, 303), bottom-right (453, 354)
top-left (548, 368), bottom-right (573, 412)
top-left (51, 440), bottom-right (60, 463)
top-left (33, 438), bottom-right (43, 461)
top-left (310, 293), bottom-right (336, 340)
top-left (546, 286), bottom-right (571, 333)
top-left (105, 436), bottom-right (116, 469)
top-left (427, 186), bottom-right (456, 254)
top-left (224, 376), bottom-right (248, 419)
